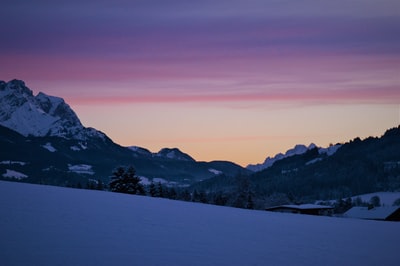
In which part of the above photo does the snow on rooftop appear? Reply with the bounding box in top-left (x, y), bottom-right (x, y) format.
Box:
top-left (1, 181), bottom-right (399, 266)
top-left (268, 204), bottom-right (333, 210)
top-left (345, 206), bottom-right (400, 220)
top-left (351, 192), bottom-right (400, 206)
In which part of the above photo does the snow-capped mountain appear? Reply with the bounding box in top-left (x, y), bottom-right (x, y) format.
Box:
top-left (127, 146), bottom-right (195, 162)
top-left (247, 143), bottom-right (341, 172)
top-left (0, 79), bottom-right (105, 141)
top-left (0, 79), bottom-right (248, 187)
top-left (156, 148), bottom-right (195, 162)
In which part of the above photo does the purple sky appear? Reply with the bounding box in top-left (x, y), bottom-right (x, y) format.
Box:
top-left (1, 0), bottom-right (400, 165)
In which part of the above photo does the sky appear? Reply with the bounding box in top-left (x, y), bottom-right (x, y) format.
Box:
top-left (1, 0), bottom-right (400, 166)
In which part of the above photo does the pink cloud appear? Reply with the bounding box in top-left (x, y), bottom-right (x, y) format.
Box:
top-left (66, 84), bottom-right (399, 106)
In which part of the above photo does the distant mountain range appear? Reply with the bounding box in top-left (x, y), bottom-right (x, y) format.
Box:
top-left (193, 126), bottom-right (400, 206)
top-left (246, 143), bottom-right (342, 172)
top-left (1, 79), bottom-right (399, 204)
top-left (0, 79), bottom-right (248, 187)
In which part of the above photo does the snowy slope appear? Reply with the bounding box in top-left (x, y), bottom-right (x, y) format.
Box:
top-left (1, 181), bottom-right (399, 266)
top-left (0, 79), bottom-right (105, 140)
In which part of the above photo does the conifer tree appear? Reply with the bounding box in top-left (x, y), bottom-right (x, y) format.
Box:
top-left (149, 182), bottom-right (157, 197)
top-left (109, 166), bottom-right (145, 195)
top-left (156, 182), bottom-right (164, 197)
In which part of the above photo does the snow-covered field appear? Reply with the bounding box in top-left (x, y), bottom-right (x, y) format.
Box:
top-left (1, 181), bottom-right (399, 266)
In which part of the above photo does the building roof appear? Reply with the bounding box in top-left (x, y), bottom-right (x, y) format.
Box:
top-left (266, 204), bottom-right (333, 211)
top-left (344, 206), bottom-right (400, 220)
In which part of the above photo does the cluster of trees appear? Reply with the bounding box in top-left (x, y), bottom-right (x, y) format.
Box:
top-left (4, 124), bottom-right (399, 216)
top-left (109, 166), bottom-right (145, 195)
top-left (72, 127), bottom-right (400, 214)
top-left (107, 166), bottom-right (255, 209)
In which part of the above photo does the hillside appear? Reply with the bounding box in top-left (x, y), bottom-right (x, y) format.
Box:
top-left (250, 126), bottom-right (400, 203)
top-left (0, 79), bottom-right (249, 187)
top-left (1, 181), bottom-right (399, 266)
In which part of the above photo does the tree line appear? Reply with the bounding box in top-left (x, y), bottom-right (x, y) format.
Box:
top-left (82, 165), bottom-right (400, 214)
top-left (107, 166), bottom-right (255, 209)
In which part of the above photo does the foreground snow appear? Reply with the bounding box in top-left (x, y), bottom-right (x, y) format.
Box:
top-left (1, 181), bottom-right (399, 266)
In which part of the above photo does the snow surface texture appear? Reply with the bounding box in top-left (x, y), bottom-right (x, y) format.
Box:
top-left (247, 143), bottom-right (341, 172)
top-left (1, 181), bottom-right (399, 266)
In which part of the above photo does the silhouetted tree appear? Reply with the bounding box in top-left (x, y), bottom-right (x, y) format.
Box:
top-left (109, 166), bottom-right (145, 195)
top-left (213, 192), bottom-right (228, 206)
top-left (393, 198), bottom-right (400, 206)
top-left (168, 187), bottom-right (177, 200)
top-left (156, 182), bottom-right (164, 197)
top-left (233, 174), bottom-right (254, 209)
top-left (180, 189), bottom-right (191, 201)
top-left (149, 183), bottom-right (157, 197)
top-left (199, 190), bottom-right (208, 203)
top-left (96, 179), bottom-right (104, 190)
top-left (369, 195), bottom-right (381, 207)
top-left (192, 190), bottom-right (200, 202)
top-left (246, 194), bottom-right (255, 209)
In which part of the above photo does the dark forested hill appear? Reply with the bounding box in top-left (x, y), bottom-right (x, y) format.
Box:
top-left (250, 126), bottom-right (400, 203)
top-left (188, 126), bottom-right (400, 208)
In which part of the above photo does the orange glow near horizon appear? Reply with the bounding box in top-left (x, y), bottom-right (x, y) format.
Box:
top-left (1, 0), bottom-right (399, 166)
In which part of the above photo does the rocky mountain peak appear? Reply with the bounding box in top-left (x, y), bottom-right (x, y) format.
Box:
top-left (0, 79), bottom-right (104, 141)
top-left (0, 79), bottom-right (33, 97)
top-left (157, 148), bottom-right (195, 162)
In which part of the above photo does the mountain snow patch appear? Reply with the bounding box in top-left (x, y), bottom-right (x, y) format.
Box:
top-left (68, 164), bottom-right (94, 175)
top-left (318, 144), bottom-right (342, 156)
top-left (153, 178), bottom-right (168, 184)
top-left (42, 142), bottom-right (56, 152)
top-left (139, 176), bottom-right (151, 185)
top-left (2, 169), bottom-right (28, 180)
top-left (208, 168), bottom-right (222, 175)
top-left (306, 158), bottom-right (323, 165)
top-left (0, 161), bottom-right (26, 166)
top-left (79, 142), bottom-right (88, 150)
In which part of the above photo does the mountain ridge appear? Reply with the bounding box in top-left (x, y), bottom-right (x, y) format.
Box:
top-left (0, 79), bottom-right (248, 186)
top-left (0, 79), bottom-right (106, 141)
top-left (247, 143), bottom-right (342, 172)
